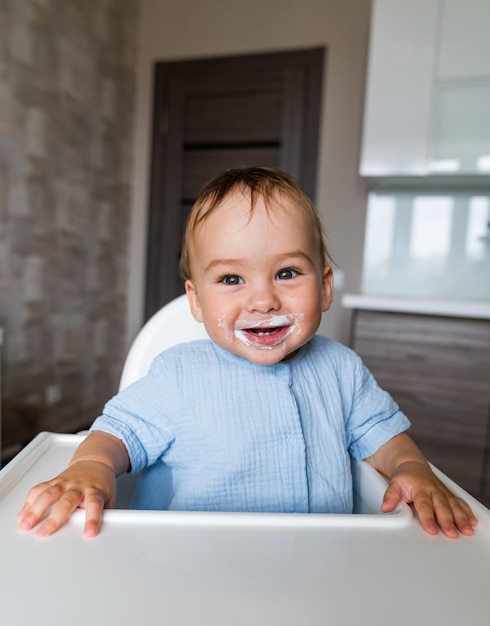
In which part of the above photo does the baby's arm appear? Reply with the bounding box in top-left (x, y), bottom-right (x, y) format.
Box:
top-left (366, 432), bottom-right (478, 538)
top-left (17, 431), bottom-right (130, 538)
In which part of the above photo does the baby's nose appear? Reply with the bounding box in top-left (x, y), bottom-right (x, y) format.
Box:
top-left (247, 285), bottom-right (280, 313)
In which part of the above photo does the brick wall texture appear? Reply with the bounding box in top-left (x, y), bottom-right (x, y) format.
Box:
top-left (0, 0), bottom-right (140, 457)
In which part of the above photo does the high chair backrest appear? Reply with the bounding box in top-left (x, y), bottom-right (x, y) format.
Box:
top-left (117, 295), bottom-right (209, 510)
top-left (119, 294), bottom-right (209, 391)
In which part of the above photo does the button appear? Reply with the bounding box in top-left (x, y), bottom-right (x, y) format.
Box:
top-left (275, 365), bottom-right (287, 376)
top-left (287, 435), bottom-right (297, 446)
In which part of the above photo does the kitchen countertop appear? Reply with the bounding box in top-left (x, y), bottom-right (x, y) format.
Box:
top-left (342, 294), bottom-right (490, 320)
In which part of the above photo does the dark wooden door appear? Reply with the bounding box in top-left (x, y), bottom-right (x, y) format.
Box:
top-left (145, 48), bottom-right (325, 319)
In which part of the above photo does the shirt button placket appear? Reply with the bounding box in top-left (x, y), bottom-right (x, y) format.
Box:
top-left (274, 364), bottom-right (288, 377)
top-left (274, 362), bottom-right (308, 512)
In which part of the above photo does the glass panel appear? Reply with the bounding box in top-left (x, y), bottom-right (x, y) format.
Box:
top-left (362, 194), bottom-right (396, 280)
top-left (362, 191), bottom-right (490, 301)
top-left (466, 197), bottom-right (489, 262)
top-left (410, 197), bottom-right (453, 270)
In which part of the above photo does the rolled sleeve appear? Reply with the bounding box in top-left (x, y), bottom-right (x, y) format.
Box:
top-left (90, 355), bottom-right (176, 473)
top-left (346, 359), bottom-right (410, 460)
top-left (90, 415), bottom-right (150, 474)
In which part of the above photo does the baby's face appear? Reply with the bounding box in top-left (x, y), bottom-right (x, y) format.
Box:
top-left (185, 191), bottom-right (333, 365)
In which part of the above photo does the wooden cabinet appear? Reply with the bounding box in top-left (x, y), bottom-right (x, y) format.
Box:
top-left (361, 0), bottom-right (490, 178)
top-left (350, 309), bottom-right (490, 507)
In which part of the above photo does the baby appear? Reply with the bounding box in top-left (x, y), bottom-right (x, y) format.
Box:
top-left (18, 167), bottom-right (477, 539)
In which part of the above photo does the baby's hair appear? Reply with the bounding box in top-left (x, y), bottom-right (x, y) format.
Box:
top-left (180, 166), bottom-right (330, 280)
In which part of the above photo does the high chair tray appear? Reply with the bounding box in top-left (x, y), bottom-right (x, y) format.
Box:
top-left (1, 432), bottom-right (489, 626)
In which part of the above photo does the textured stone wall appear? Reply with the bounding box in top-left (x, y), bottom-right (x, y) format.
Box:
top-left (0, 0), bottom-right (140, 458)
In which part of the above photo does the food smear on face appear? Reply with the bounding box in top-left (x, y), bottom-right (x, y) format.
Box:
top-left (234, 314), bottom-right (304, 350)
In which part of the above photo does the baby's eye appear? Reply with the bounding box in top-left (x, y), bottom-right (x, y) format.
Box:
top-left (276, 268), bottom-right (298, 280)
top-left (220, 274), bottom-right (243, 285)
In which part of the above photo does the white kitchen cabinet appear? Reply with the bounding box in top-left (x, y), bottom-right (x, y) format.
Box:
top-left (361, 0), bottom-right (490, 179)
top-left (360, 0), bottom-right (439, 176)
top-left (431, 81), bottom-right (490, 171)
top-left (437, 0), bottom-right (490, 80)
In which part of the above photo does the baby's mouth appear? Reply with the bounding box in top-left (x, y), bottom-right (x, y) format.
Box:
top-left (234, 320), bottom-right (294, 348)
top-left (246, 326), bottom-right (287, 337)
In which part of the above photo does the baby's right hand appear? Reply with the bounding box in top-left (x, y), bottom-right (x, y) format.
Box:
top-left (17, 460), bottom-right (117, 538)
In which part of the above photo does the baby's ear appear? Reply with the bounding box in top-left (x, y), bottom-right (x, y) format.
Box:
top-left (185, 280), bottom-right (204, 322)
top-left (321, 265), bottom-right (334, 312)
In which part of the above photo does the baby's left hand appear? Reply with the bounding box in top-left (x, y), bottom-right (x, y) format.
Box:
top-left (381, 460), bottom-right (478, 538)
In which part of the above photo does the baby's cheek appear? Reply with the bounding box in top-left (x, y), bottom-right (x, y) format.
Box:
top-left (291, 312), bottom-right (305, 332)
top-left (216, 317), bottom-right (236, 343)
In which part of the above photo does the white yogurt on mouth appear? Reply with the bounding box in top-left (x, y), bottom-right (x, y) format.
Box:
top-left (236, 315), bottom-right (292, 330)
top-left (233, 314), bottom-right (304, 350)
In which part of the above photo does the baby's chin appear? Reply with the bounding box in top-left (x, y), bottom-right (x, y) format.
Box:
top-left (232, 336), bottom-right (302, 365)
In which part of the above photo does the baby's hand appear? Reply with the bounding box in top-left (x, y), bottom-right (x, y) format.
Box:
top-left (17, 460), bottom-right (117, 538)
top-left (381, 461), bottom-right (478, 539)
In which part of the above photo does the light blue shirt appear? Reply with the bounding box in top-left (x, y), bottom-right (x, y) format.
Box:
top-left (91, 335), bottom-right (410, 514)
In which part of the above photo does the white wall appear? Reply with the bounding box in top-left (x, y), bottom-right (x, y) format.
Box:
top-left (128, 0), bottom-right (371, 346)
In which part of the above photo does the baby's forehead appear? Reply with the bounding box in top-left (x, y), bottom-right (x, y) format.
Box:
top-left (199, 188), bottom-right (308, 224)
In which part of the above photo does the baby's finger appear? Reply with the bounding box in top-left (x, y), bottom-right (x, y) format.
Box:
top-left (380, 481), bottom-right (403, 513)
top-left (82, 490), bottom-right (106, 538)
top-left (434, 494), bottom-right (477, 538)
top-left (18, 480), bottom-right (56, 519)
top-left (34, 488), bottom-right (85, 537)
top-left (411, 493), bottom-right (441, 536)
top-left (18, 483), bottom-right (67, 531)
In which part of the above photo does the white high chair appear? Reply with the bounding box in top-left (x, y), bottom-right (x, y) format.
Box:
top-left (119, 294), bottom-right (209, 391)
top-left (119, 294), bottom-right (209, 509)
